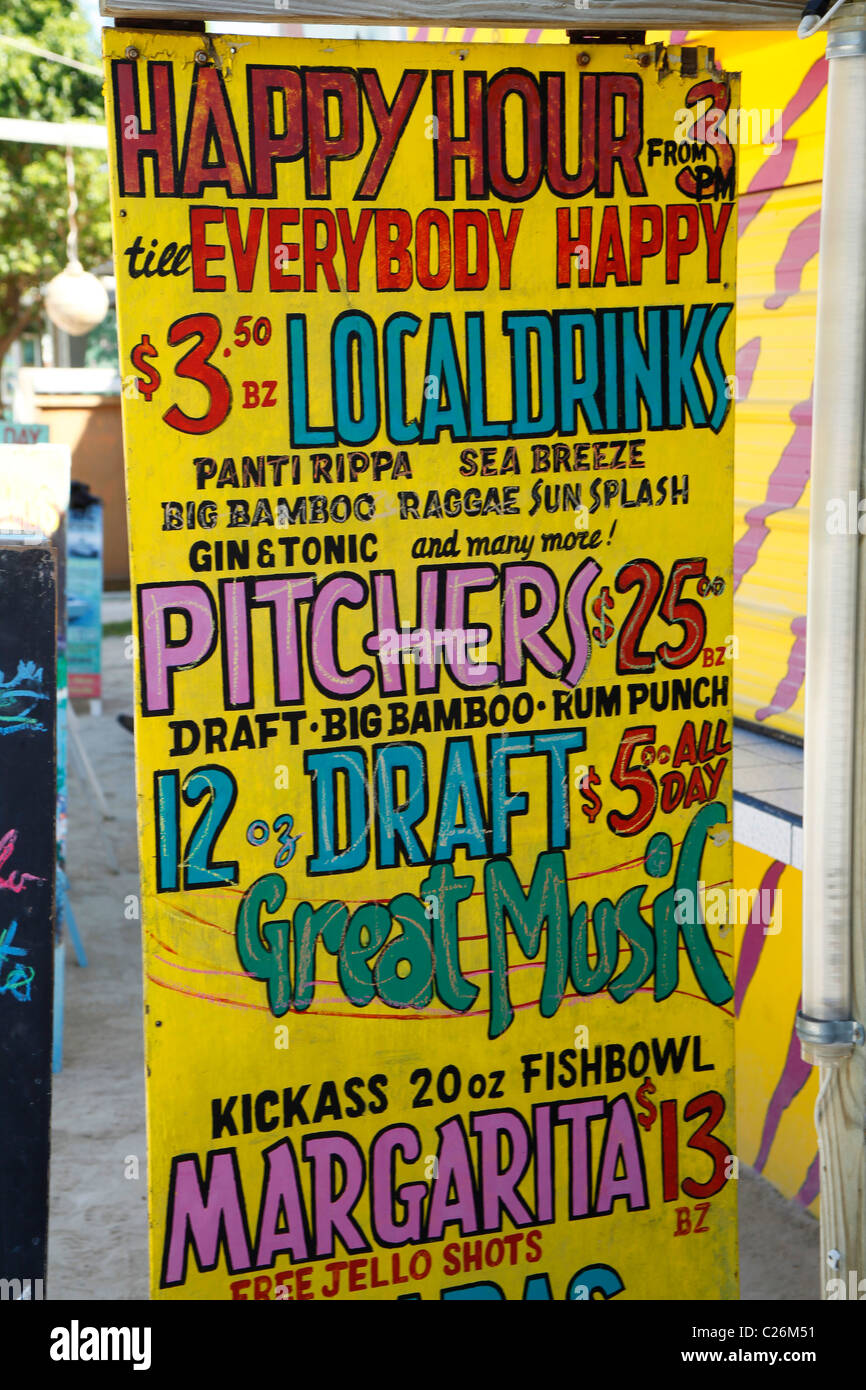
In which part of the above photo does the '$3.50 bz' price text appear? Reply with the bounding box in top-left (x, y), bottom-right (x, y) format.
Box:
top-left (129, 313), bottom-right (275, 433)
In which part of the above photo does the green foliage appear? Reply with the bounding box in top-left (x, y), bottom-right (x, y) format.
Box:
top-left (0, 0), bottom-right (111, 358)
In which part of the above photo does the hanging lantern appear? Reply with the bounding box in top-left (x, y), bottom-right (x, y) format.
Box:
top-left (43, 148), bottom-right (108, 337)
top-left (44, 260), bottom-right (108, 337)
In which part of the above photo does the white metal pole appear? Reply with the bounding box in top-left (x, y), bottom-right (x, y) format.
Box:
top-left (797, 0), bottom-right (866, 1298)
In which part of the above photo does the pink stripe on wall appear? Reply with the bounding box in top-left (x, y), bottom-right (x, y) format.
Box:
top-left (754, 998), bottom-right (812, 1172)
top-left (735, 859), bottom-right (786, 1016)
top-left (733, 396), bottom-right (812, 591)
top-left (756, 615), bottom-right (806, 722)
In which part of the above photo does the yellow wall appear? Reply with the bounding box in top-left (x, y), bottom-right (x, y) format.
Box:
top-left (671, 29), bottom-right (826, 736)
top-left (734, 842), bottom-right (817, 1213)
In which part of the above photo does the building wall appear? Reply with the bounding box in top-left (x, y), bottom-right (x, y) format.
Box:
top-left (31, 392), bottom-right (128, 586)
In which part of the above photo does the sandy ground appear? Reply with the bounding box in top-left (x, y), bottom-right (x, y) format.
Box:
top-left (46, 629), bottom-right (820, 1302)
top-left (49, 632), bottom-right (148, 1301)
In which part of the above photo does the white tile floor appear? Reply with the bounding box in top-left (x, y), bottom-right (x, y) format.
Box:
top-left (101, 590), bottom-right (131, 625)
top-left (733, 724), bottom-right (803, 820)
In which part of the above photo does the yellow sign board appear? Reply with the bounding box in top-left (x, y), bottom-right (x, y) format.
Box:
top-left (104, 30), bottom-right (739, 1301)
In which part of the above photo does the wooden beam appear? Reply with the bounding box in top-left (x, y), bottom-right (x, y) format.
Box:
top-left (0, 118), bottom-right (106, 149)
top-left (99, 0), bottom-right (804, 30)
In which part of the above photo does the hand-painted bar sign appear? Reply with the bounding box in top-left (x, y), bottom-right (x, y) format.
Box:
top-left (0, 544), bottom-right (56, 1295)
top-left (104, 30), bottom-right (739, 1301)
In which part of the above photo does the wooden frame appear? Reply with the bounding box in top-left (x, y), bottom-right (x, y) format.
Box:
top-left (99, 0), bottom-right (804, 31)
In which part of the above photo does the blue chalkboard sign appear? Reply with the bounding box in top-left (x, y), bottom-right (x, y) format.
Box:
top-left (0, 545), bottom-right (56, 1293)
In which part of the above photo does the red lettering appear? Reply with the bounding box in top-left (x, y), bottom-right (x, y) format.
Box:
top-left (487, 72), bottom-right (542, 200)
top-left (268, 209), bottom-right (300, 291)
top-left (546, 72), bottom-right (597, 197)
top-left (357, 70), bottom-right (426, 198)
top-left (682, 1090), bottom-right (730, 1200)
top-left (674, 1206), bottom-right (692, 1236)
top-left (676, 80), bottom-right (734, 201)
top-left (336, 209), bottom-right (374, 291)
top-left (700, 202), bottom-right (734, 282)
top-left (597, 75), bottom-right (646, 197)
top-left (225, 208), bottom-right (263, 292)
top-left (630, 205), bottom-right (664, 283)
top-left (416, 209), bottom-right (452, 290)
top-left (434, 72), bottom-right (486, 199)
top-left (189, 208), bottom-right (226, 292)
top-left (114, 61), bottom-right (176, 196)
top-left (673, 720), bottom-right (698, 768)
top-left (375, 210), bottom-right (413, 289)
top-left (666, 204), bottom-right (700, 281)
top-left (248, 68), bottom-right (303, 197)
top-left (693, 1201), bottom-right (711, 1233)
top-left (489, 209), bottom-right (522, 288)
top-left (305, 71), bottom-right (362, 198)
top-left (454, 210), bottom-right (489, 290)
top-left (303, 209), bottom-right (339, 291)
top-left (556, 207), bottom-right (592, 288)
top-left (181, 67), bottom-right (249, 197)
top-left (594, 205), bottom-right (629, 287)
